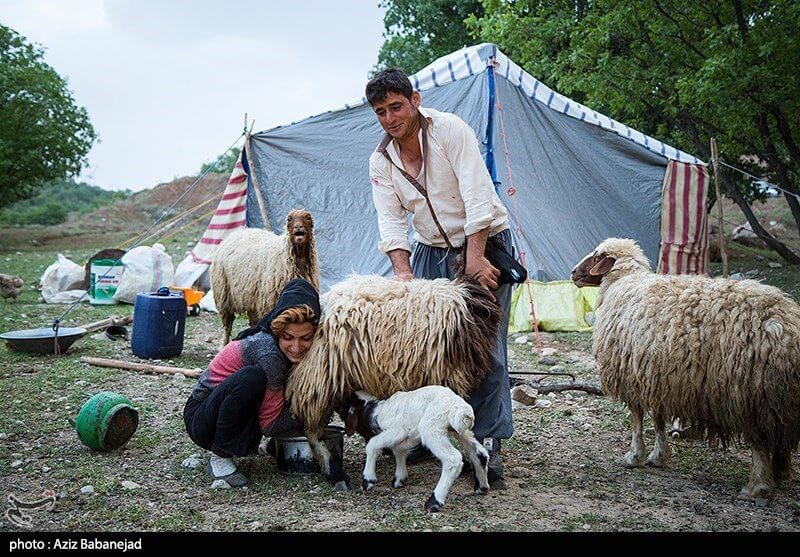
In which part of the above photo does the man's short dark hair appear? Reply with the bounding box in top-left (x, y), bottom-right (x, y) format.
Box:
top-left (365, 68), bottom-right (414, 106)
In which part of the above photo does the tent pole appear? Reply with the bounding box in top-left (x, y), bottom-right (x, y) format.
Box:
top-left (244, 135), bottom-right (273, 232)
top-left (710, 138), bottom-right (729, 277)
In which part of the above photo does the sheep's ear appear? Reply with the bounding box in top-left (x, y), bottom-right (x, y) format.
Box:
top-left (344, 407), bottom-right (358, 436)
top-left (589, 256), bottom-right (615, 276)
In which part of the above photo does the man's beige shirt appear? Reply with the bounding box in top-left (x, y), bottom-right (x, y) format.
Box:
top-left (369, 106), bottom-right (509, 254)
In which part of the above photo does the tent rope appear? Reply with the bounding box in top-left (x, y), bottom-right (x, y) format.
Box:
top-left (492, 68), bottom-right (544, 356)
top-left (717, 160), bottom-right (800, 202)
top-left (49, 132), bottom-right (245, 355)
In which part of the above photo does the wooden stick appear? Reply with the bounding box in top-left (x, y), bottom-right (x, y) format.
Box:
top-left (80, 356), bottom-right (201, 378)
top-left (244, 135), bottom-right (272, 231)
top-left (80, 315), bottom-right (134, 333)
top-left (710, 138), bottom-right (729, 277)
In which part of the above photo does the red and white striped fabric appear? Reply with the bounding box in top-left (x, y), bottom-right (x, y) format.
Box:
top-left (657, 160), bottom-right (709, 275)
top-left (172, 154), bottom-right (248, 287)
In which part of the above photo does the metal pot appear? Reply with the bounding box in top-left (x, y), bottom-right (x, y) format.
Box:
top-left (0, 327), bottom-right (87, 355)
top-left (274, 425), bottom-right (344, 475)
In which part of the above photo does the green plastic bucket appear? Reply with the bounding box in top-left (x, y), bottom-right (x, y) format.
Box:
top-left (73, 392), bottom-right (139, 451)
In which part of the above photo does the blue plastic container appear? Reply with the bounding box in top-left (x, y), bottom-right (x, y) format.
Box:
top-left (131, 290), bottom-right (187, 359)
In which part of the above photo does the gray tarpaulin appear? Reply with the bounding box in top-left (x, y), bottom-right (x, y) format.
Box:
top-left (245, 44), bottom-right (694, 289)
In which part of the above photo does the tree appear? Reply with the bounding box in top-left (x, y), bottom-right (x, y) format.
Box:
top-left (375, 0), bottom-right (484, 74)
top-left (0, 25), bottom-right (97, 208)
top-left (470, 0), bottom-right (800, 263)
top-left (199, 147), bottom-right (241, 175)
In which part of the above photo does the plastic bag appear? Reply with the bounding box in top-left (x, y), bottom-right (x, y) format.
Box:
top-left (39, 254), bottom-right (88, 304)
top-left (114, 244), bottom-right (175, 304)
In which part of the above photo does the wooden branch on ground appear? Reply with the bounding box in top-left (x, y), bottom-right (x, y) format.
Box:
top-left (80, 315), bottom-right (133, 333)
top-left (79, 356), bottom-right (201, 378)
top-left (534, 381), bottom-right (604, 396)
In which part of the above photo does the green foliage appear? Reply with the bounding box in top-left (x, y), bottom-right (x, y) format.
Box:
top-left (0, 179), bottom-right (129, 225)
top-left (470, 1), bottom-right (800, 207)
top-left (375, 0), bottom-right (484, 74)
top-left (199, 147), bottom-right (241, 175)
top-left (0, 25), bottom-right (97, 208)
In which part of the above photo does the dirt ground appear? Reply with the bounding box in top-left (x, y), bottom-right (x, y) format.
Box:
top-left (2, 307), bottom-right (798, 533)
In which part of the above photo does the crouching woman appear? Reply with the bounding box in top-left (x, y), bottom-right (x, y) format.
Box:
top-left (183, 278), bottom-right (320, 487)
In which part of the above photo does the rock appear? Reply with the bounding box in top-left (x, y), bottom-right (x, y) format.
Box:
top-left (538, 356), bottom-right (557, 366)
top-left (173, 373), bottom-right (186, 380)
top-left (510, 466), bottom-right (533, 478)
top-left (80, 485), bottom-right (95, 495)
top-left (729, 273), bottom-right (745, 281)
top-left (540, 347), bottom-right (557, 358)
top-left (469, 525), bottom-right (482, 532)
top-left (755, 498), bottom-right (769, 508)
top-left (0, 433), bottom-right (8, 440)
top-left (767, 261), bottom-right (783, 269)
top-left (182, 455), bottom-right (202, 469)
top-left (42, 466), bottom-right (51, 473)
top-left (248, 521), bottom-right (262, 529)
top-left (511, 385), bottom-right (538, 406)
top-left (211, 480), bottom-right (231, 489)
top-left (534, 399), bottom-right (553, 409)
top-left (514, 335), bottom-right (529, 345)
top-left (582, 523), bottom-right (591, 530)
top-left (10, 460), bottom-right (23, 468)
top-left (121, 480), bottom-right (141, 490)
top-left (744, 269), bottom-right (760, 278)
top-left (581, 423), bottom-right (592, 431)
top-left (549, 365), bottom-right (566, 373)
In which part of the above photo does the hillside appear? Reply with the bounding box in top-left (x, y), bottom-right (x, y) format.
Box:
top-left (0, 173), bottom-right (229, 251)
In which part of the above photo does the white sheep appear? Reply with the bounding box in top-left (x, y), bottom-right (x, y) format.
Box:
top-left (285, 273), bottom-right (501, 490)
top-left (341, 386), bottom-right (490, 512)
top-left (571, 237), bottom-right (800, 499)
top-left (211, 209), bottom-right (319, 345)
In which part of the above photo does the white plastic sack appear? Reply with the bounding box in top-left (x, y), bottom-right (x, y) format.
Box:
top-left (114, 243), bottom-right (175, 304)
top-left (39, 254), bottom-right (88, 304)
top-left (199, 288), bottom-right (218, 313)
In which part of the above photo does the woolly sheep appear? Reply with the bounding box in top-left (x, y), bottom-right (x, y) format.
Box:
top-left (571, 237), bottom-right (800, 499)
top-left (211, 209), bottom-right (319, 345)
top-left (285, 273), bottom-right (501, 490)
top-left (341, 386), bottom-right (490, 512)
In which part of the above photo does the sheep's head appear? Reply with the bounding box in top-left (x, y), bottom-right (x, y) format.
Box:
top-left (339, 390), bottom-right (378, 441)
top-left (285, 209), bottom-right (314, 249)
top-left (571, 238), bottom-right (650, 287)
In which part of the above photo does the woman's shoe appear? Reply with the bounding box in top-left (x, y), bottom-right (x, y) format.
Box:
top-left (206, 461), bottom-right (250, 487)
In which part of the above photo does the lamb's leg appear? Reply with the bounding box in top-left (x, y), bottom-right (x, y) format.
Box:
top-left (392, 443), bottom-right (413, 489)
top-left (771, 445), bottom-right (795, 485)
top-left (307, 429), bottom-right (350, 491)
top-left (422, 433), bottom-right (463, 513)
top-left (740, 445), bottom-right (775, 500)
top-left (623, 407), bottom-right (647, 468)
top-left (646, 413), bottom-right (670, 467)
top-left (362, 432), bottom-right (409, 491)
top-left (458, 430), bottom-right (489, 494)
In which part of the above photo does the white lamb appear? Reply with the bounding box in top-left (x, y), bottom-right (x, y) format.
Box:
top-left (341, 386), bottom-right (490, 513)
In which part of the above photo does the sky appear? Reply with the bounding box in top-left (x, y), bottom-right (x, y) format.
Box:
top-left (1, 0), bottom-right (387, 191)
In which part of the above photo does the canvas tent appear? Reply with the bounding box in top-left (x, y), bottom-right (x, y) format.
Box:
top-left (175, 43), bottom-right (709, 292)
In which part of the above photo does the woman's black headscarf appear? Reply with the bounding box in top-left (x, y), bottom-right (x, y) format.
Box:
top-left (233, 278), bottom-right (321, 341)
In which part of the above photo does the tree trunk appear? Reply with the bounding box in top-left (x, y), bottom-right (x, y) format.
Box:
top-left (722, 172), bottom-right (800, 264)
top-left (755, 113), bottom-right (800, 233)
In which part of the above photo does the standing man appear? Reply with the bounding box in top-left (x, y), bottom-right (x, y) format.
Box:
top-left (366, 68), bottom-right (514, 489)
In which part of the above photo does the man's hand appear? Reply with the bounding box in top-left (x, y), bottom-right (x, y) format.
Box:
top-left (465, 256), bottom-right (499, 299)
top-left (394, 270), bottom-right (414, 281)
top-left (388, 249), bottom-right (414, 282)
